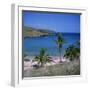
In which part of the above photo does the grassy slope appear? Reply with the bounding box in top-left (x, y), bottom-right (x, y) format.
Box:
top-left (24, 60), bottom-right (80, 77)
top-left (23, 26), bottom-right (55, 37)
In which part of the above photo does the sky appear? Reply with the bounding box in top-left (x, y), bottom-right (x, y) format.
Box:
top-left (23, 11), bottom-right (80, 33)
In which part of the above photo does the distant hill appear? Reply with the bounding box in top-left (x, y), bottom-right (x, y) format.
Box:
top-left (23, 26), bottom-right (56, 37)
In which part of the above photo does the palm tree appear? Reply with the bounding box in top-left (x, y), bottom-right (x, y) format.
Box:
top-left (77, 41), bottom-right (80, 46)
top-left (43, 54), bottom-right (52, 65)
top-left (64, 45), bottom-right (80, 61)
top-left (34, 48), bottom-right (52, 67)
top-left (55, 33), bottom-right (65, 62)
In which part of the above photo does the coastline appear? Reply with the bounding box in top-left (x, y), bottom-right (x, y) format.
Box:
top-left (24, 56), bottom-right (70, 70)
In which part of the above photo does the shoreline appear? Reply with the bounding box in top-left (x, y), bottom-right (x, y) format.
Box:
top-left (24, 56), bottom-right (70, 71)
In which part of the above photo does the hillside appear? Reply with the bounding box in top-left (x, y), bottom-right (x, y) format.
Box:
top-left (23, 26), bottom-right (56, 37)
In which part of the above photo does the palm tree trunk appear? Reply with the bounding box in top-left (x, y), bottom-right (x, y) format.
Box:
top-left (41, 62), bottom-right (44, 67)
top-left (59, 48), bottom-right (62, 63)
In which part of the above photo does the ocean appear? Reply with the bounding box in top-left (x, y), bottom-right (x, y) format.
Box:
top-left (24, 33), bottom-right (80, 56)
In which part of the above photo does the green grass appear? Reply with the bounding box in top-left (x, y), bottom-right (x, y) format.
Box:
top-left (24, 60), bottom-right (80, 77)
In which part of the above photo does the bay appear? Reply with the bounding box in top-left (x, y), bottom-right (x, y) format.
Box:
top-left (24, 33), bottom-right (80, 56)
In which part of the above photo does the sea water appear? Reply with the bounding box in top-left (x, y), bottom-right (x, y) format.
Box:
top-left (24, 33), bottom-right (80, 56)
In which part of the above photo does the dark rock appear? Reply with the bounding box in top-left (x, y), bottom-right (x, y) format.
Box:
top-left (33, 64), bottom-right (39, 69)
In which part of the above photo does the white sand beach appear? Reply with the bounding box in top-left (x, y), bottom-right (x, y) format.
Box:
top-left (24, 56), bottom-right (70, 71)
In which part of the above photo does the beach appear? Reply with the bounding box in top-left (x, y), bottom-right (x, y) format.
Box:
top-left (24, 56), bottom-right (80, 77)
top-left (24, 56), bottom-right (69, 70)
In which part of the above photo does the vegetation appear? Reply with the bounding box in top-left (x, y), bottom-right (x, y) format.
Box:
top-left (55, 33), bottom-right (65, 62)
top-left (76, 40), bottom-right (80, 46)
top-left (64, 45), bottom-right (80, 61)
top-left (23, 26), bottom-right (55, 37)
top-left (34, 48), bottom-right (52, 67)
top-left (24, 60), bottom-right (80, 77)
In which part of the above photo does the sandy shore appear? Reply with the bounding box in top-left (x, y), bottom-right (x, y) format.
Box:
top-left (24, 56), bottom-right (70, 71)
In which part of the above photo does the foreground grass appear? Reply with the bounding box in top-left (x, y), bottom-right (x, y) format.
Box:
top-left (24, 60), bottom-right (80, 77)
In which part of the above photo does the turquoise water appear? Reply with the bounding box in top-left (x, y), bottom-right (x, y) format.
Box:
top-left (24, 33), bottom-right (80, 56)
